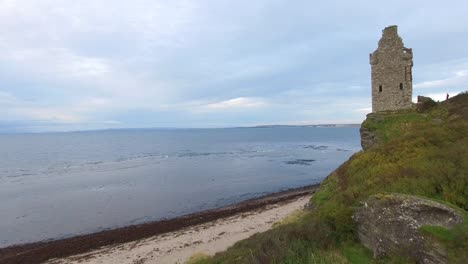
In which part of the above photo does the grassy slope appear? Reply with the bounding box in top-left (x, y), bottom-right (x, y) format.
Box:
top-left (194, 93), bottom-right (468, 264)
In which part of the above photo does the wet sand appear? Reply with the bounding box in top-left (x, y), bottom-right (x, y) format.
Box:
top-left (0, 185), bottom-right (318, 264)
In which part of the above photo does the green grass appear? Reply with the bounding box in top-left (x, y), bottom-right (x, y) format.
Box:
top-left (187, 253), bottom-right (211, 264)
top-left (361, 111), bottom-right (429, 143)
top-left (419, 226), bottom-right (455, 242)
top-left (191, 93), bottom-right (468, 264)
top-left (341, 243), bottom-right (372, 264)
top-left (279, 248), bottom-right (349, 264)
top-left (271, 210), bottom-right (307, 228)
top-left (419, 212), bottom-right (468, 263)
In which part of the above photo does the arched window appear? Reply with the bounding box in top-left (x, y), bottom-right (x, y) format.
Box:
top-left (379, 85), bottom-right (382, 92)
top-left (400, 83), bottom-right (403, 90)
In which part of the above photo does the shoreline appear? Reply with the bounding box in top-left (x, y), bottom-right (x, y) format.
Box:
top-left (47, 193), bottom-right (313, 264)
top-left (0, 184), bottom-right (319, 264)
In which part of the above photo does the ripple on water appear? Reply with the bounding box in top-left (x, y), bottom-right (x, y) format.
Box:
top-left (285, 159), bottom-right (316, 166)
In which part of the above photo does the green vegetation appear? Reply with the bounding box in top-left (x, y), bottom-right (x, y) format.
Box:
top-left (419, 211), bottom-right (468, 263)
top-left (272, 210), bottom-right (307, 228)
top-left (420, 225), bottom-right (456, 242)
top-left (186, 253), bottom-right (211, 264)
top-left (193, 93), bottom-right (468, 264)
top-left (341, 244), bottom-right (373, 264)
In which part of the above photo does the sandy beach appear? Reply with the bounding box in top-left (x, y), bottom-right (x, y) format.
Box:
top-left (47, 195), bottom-right (311, 264)
top-left (0, 185), bottom-right (318, 264)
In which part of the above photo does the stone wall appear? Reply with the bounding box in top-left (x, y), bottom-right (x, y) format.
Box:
top-left (370, 26), bottom-right (413, 112)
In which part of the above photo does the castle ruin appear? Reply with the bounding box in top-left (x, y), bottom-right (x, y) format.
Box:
top-left (370, 25), bottom-right (413, 112)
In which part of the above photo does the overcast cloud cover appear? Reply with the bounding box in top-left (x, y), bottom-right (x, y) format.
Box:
top-left (1, 0), bottom-right (467, 132)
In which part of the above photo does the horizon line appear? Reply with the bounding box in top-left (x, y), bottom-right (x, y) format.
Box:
top-left (0, 123), bottom-right (361, 135)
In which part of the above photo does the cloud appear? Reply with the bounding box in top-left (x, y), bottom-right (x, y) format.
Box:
top-left (4, 47), bottom-right (110, 79)
top-left (16, 109), bottom-right (83, 123)
top-left (1, 91), bottom-right (83, 123)
top-left (354, 107), bottom-right (372, 113)
top-left (414, 69), bottom-right (468, 89)
top-left (203, 97), bottom-right (268, 110)
top-left (0, 91), bottom-right (17, 105)
top-left (1, 0), bottom-right (468, 131)
top-left (0, 92), bottom-right (116, 124)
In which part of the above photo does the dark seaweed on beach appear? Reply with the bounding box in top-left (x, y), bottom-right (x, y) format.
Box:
top-left (0, 185), bottom-right (319, 264)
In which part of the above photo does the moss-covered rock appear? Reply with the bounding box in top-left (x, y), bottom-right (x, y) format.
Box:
top-left (354, 194), bottom-right (463, 263)
top-left (359, 124), bottom-right (379, 150)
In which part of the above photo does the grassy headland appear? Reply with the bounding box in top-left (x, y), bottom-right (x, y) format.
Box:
top-left (193, 93), bottom-right (468, 264)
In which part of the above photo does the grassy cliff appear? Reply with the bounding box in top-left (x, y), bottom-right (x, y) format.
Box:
top-left (194, 93), bottom-right (468, 264)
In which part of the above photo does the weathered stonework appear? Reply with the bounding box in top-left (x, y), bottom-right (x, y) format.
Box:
top-left (370, 26), bottom-right (413, 112)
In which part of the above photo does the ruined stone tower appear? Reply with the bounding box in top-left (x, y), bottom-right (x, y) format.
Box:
top-left (370, 25), bottom-right (413, 112)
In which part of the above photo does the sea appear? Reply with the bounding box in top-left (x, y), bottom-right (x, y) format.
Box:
top-left (0, 126), bottom-right (360, 247)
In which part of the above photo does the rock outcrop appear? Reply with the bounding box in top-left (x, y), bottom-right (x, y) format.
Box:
top-left (359, 126), bottom-right (378, 150)
top-left (359, 113), bottom-right (382, 150)
top-left (353, 194), bottom-right (463, 264)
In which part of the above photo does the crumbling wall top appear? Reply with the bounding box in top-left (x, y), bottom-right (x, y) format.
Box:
top-left (377, 25), bottom-right (404, 52)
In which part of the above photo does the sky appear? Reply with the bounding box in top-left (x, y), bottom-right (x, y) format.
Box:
top-left (1, 0), bottom-right (467, 133)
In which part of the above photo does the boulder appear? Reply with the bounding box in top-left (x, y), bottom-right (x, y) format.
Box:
top-left (353, 194), bottom-right (463, 264)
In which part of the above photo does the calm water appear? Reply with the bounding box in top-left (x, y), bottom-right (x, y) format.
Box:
top-left (0, 127), bottom-right (360, 247)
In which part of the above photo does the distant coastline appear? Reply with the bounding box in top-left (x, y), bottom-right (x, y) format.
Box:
top-left (248, 124), bottom-right (361, 128)
top-left (0, 124), bottom-right (361, 135)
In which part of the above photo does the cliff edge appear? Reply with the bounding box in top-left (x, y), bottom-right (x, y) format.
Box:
top-left (194, 92), bottom-right (468, 264)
